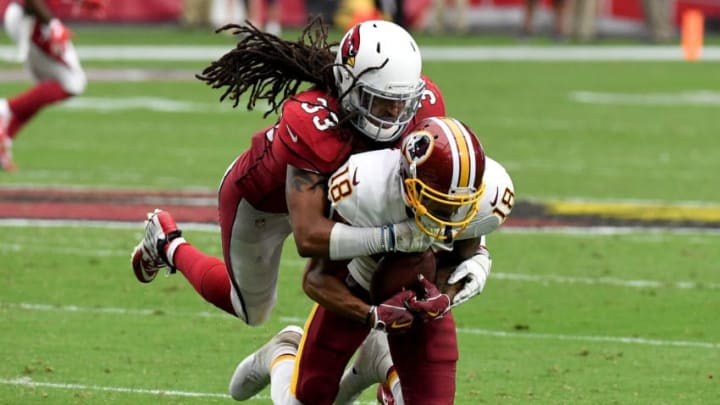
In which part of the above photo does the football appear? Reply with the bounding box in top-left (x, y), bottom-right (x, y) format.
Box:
top-left (369, 249), bottom-right (437, 304)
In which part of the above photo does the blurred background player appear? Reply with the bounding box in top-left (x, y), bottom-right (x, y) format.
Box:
top-left (642, 0), bottom-right (673, 43)
top-left (566, 0), bottom-right (598, 42)
top-left (0, 0), bottom-right (97, 171)
top-left (432, 0), bottom-right (469, 34)
top-left (520, 0), bottom-right (568, 41)
top-left (248, 0), bottom-right (281, 35)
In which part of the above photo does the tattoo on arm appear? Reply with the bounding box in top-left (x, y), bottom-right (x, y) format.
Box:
top-left (288, 167), bottom-right (327, 193)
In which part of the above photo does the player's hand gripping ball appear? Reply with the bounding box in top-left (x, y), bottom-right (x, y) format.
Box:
top-left (369, 249), bottom-right (437, 304)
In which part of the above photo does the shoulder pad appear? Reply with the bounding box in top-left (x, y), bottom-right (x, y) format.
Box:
top-left (277, 90), bottom-right (351, 173)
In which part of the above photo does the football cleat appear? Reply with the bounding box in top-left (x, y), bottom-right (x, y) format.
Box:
top-left (228, 325), bottom-right (303, 401)
top-left (0, 121), bottom-right (15, 172)
top-left (130, 209), bottom-right (185, 283)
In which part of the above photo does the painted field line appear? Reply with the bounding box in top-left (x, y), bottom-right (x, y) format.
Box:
top-left (1, 302), bottom-right (233, 319)
top-left (1, 233), bottom-right (716, 291)
top-left (0, 376), bottom-right (232, 399)
top-left (0, 242), bottom-right (131, 257)
top-left (571, 90), bottom-right (720, 106)
top-left (2, 218), bottom-right (720, 236)
top-left (456, 328), bottom-right (720, 349)
top-left (0, 218), bottom-right (219, 231)
top-left (491, 272), bottom-right (720, 290)
top-left (282, 259), bottom-right (720, 291)
top-left (501, 226), bottom-right (720, 236)
top-left (0, 377), bottom-right (378, 404)
top-left (3, 302), bottom-right (717, 350)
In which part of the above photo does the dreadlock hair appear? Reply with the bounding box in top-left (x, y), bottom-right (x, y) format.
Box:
top-left (196, 17), bottom-right (338, 118)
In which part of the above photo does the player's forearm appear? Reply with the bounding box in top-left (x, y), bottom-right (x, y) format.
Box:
top-left (302, 259), bottom-right (372, 324)
top-left (291, 216), bottom-right (335, 257)
top-left (286, 165), bottom-right (335, 257)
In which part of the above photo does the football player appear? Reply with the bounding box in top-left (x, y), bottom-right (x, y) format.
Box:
top-left (334, 131), bottom-right (516, 404)
top-left (229, 117), bottom-right (515, 404)
top-left (131, 20), bottom-right (444, 337)
top-left (0, 0), bottom-right (100, 171)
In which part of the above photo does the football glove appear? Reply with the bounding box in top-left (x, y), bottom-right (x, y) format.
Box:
top-left (386, 219), bottom-right (433, 253)
top-left (406, 275), bottom-right (450, 321)
top-left (368, 289), bottom-right (416, 334)
top-left (447, 250), bottom-right (492, 307)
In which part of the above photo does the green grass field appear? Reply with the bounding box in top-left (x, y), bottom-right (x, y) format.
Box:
top-left (1, 25), bottom-right (719, 404)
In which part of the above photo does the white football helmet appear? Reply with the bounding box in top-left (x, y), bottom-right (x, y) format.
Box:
top-left (333, 20), bottom-right (425, 143)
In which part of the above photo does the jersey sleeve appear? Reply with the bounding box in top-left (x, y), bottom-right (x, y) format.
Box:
top-left (459, 157), bottom-right (516, 239)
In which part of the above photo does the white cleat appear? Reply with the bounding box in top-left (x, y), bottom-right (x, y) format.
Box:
top-left (130, 209), bottom-right (185, 283)
top-left (229, 325), bottom-right (303, 401)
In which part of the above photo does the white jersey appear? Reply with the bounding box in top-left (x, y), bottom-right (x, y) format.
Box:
top-left (328, 149), bottom-right (515, 290)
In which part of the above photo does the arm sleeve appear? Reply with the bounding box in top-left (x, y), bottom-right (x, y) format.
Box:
top-left (329, 222), bottom-right (391, 260)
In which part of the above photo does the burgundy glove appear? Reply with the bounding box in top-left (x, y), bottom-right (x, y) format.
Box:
top-left (406, 275), bottom-right (451, 321)
top-left (368, 289), bottom-right (416, 334)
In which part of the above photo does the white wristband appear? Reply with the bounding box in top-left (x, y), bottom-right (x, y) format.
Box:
top-left (329, 222), bottom-right (391, 260)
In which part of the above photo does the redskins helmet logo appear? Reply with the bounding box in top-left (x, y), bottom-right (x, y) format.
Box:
top-left (340, 25), bottom-right (361, 67)
top-left (402, 131), bottom-right (435, 165)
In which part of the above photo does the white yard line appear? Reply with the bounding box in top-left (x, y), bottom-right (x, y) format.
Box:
top-left (2, 218), bottom-right (720, 236)
top-left (1, 301), bottom-right (718, 350)
top-left (491, 272), bottom-right (720, 290)
top-left (0, 377), bottom-right (233, 399)
top-left (455, 328), bottom-right (720, 349)
top-left (0, 377), bottom-right (381, 404)
top-left (571, 90), bottom-right (720, 106)
top-left (1, 236), bottom-right (718, 290)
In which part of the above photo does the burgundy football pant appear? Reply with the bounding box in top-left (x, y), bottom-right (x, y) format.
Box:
top-left (293, 304), bottom-right (458, 404)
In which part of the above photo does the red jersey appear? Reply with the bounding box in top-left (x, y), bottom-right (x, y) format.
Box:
top-left (227, 75), bottom-right (446, 213)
